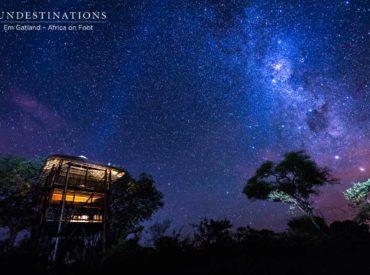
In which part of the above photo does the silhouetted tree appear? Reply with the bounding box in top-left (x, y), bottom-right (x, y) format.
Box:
top-left (329, 220), bottom-right (370, 241)
top-left (110, 173), bottom-right (163, 242)
top-left (344, 179), bottom-right (370, 223)
top-left (193, 218), bottom-right (233, 247)
top-left (288, 215), bottom-right (328, 235)
top-left (243, 151), bottom-right (338, 230)
top-left (0, 156), bottom-right (43, 252)
top-left (148, 219), bottom-right (172, 245)
top-left (154, 230), bottom-right (189, 255)
top-left (235, 226), bottom-right (252, 243)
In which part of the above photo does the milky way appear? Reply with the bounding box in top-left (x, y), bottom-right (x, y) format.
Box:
top-left (0, 0), bottom-right (369, 230)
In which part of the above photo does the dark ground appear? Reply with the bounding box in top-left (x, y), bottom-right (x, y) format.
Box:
top-left (2, 219), bottom-right (370, 275)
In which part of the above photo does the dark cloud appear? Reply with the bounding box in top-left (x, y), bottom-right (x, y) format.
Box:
top-left (306, 104), bottom-right (329, 133)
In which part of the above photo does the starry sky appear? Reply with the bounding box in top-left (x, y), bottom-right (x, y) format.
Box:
top-left (0, 0), bottom-right (369, 230)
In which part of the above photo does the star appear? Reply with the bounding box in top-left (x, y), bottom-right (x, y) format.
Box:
top-left (273, 62), bottom-right (283, 71)
top-left (0, 0), bottom-right (368, 231)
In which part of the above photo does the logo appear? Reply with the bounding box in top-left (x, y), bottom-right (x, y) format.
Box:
top-left (0, 11), bottom-right (107, 21)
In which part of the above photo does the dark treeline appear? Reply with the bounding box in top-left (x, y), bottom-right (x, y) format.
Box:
top-left (3, 217), bottom-right (370, 274)
top-left (1, 152), bottom-right (370, 275)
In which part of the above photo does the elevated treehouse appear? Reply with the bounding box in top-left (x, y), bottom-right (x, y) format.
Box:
top-left (34, 155), bottom-right (125, 261)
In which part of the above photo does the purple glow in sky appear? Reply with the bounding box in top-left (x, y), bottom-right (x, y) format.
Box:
top-left (0, 0), bottom-right (369, 230)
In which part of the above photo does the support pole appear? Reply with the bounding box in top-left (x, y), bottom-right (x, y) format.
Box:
top-left (52, 162), bottom-right (71, 264)
top-left (102, 169), bottom-right (108, 255)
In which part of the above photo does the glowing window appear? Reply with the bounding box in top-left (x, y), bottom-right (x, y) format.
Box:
top-left (51, 189), bottom-right (103, 204)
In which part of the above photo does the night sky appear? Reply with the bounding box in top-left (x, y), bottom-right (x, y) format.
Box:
top-left (0, 1), bottom-right (369, 230)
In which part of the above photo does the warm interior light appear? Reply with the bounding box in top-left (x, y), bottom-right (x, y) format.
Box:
top-left (93, 214), bottom-right (102, 221)
top-left (51, 189), bottom-right (103, 203)
top-left (70, 214), bottom-right (103, 223)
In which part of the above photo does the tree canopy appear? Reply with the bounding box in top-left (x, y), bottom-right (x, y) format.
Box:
top-left (110, 173), bottom-right (163, 242)
top-left (344, 179), bottom-right (370, 223)
top-left (193, 218), bottom-right (233, 248)
top-left (243, 151), bottom-right (338, 228)
top-left (0, 156), bottom-right (43, 250)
